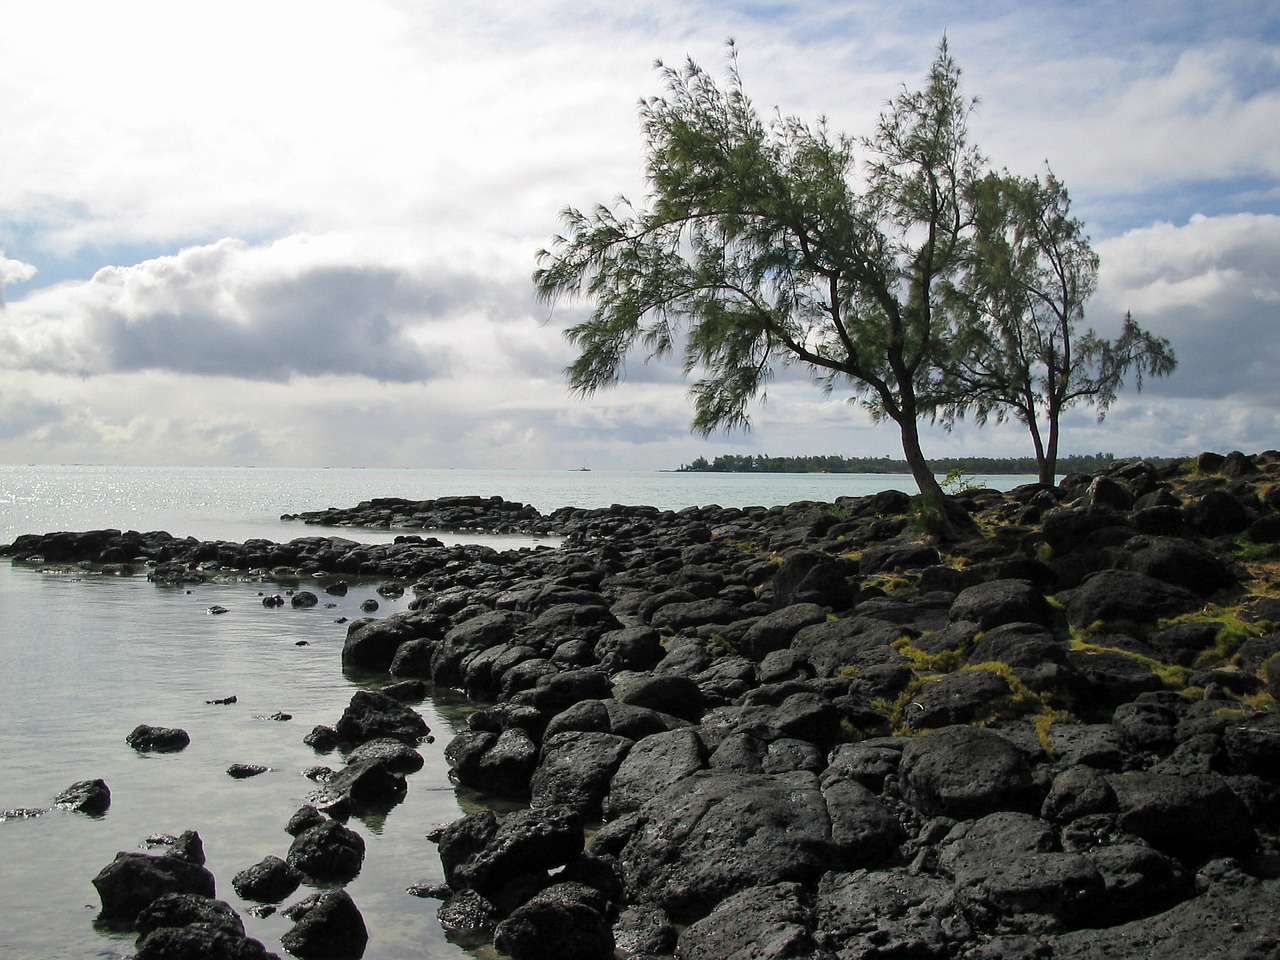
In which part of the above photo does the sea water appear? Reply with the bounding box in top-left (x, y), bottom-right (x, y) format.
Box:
top-left (0, 465), bottom-right (1031, 959)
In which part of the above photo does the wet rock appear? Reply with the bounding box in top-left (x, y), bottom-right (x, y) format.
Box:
top-left (436, 889), bottom-right (497, 940)
top-left (344, 737), bottom-right (424, 774)
top-left (227, 763), bottom-right (268, 779)
top-left (52, 778), bottom-right (111, 815)
top-left (286, 820), bottom-right (365, 884)
top-left (493, 898), bottom-right (614, 960)
top-left (316, 758), bottom-right (407, 812)
top-left (280, 889), bottom-right (368, 960)
top-left (303, 725), bottom-right (340, 752)
top-left (92, 850), bottom-right (217, 926)
top-left (435, 806), bottom-right (584, 898)
top-left (613, 903), bottom-right (678, 957)
top-left (432, 610), bottom-right (531, 687)
top-left (291, 591), bottom-right (319, 608)
top-left (342, 613), bottom-right (438, 673)
top-left (135, 923), bottom-right (277, 959)
top-left (333, 690), bottom-right (428, 746)
top-left (445, 727), bottom-right (538, 797)
top-left (284, 806), bottom-right (328, 837)
top-left (126, 724), bottom-right (190, 753)
top-left (232, 855), bottom-right (302, 904)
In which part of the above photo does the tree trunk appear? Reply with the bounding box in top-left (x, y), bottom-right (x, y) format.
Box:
top-left (896, 414), bottom-right (955, 540)
top-left (1042, 405), bottom-right (1060, 486)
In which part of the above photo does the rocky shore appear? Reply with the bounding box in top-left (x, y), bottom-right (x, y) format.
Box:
top-left (4, 451), bottom-right (1280, 959)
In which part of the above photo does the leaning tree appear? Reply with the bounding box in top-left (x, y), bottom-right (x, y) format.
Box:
top-left (535, 41), bottom-right (992, 526)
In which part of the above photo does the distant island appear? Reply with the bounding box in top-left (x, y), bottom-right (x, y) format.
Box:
top-left (676, 453), bottom-right (1177, 475)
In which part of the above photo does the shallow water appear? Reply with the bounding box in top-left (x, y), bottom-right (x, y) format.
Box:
top-left (0, 562), bottom-right (477, 960)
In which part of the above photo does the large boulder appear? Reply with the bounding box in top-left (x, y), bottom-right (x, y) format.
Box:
top-left (619, 770), bottom-right (839, 921)
top-left (132, 893), bottom-right (276, 960)
top-left (738, 604), bottom-right (830, 661)
top-left (1048, 875), bottom-right (1280, 960)
top-left (594, 626), bottom-right (664, 673)
top-left (494, 898), bottom-right (615, 960)
top-left (790, 617), bottom-right (906, 678)
top-left (949, 580), bottom-right (1053, 630)
top-left (612, 673), bottom-right (705, 724)
top-left (1117, 536), bottom-right (1238, 597)
top-left (445, 727), bottom-right (539, 796)
top-left (899, 725), bottom-right (1040, 820)
top-left (1062, 570), bottom-right (1201, 629)
top-left (1107, 772), bottom-right (1257, 865)
top-left (814, 868), bottom-right (964, 959)
top-left (936, 812), bottom-right (1104, 932)
top-left (435, 805), bottom-right (584, 898)
top-left (341, 613), bottom-right (439, 673)
top-left (315, 758), bottom-right (407, 812)
top-left (821, 779), bottom-right (904, 866)
top-left (431, 610), bottom-right (530, 687)
top-left (529, 731), bottom-right (633, 816)
top-left (903, 669), bottom-right (1014, 731)
top-left (604, 727), bottom-right (707, 818)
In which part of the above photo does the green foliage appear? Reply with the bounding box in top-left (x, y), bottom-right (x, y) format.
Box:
top-left (535, 39), bottom-right (995, 508)
top-left (940, 169), bottom-right (1177, 483)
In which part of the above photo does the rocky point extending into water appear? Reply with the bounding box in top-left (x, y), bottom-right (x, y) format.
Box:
top-left (4, 450), bottom-right (1280, 959)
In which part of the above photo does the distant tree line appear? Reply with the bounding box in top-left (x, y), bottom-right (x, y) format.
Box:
top-left (675, 452), bottom-right (1176, 476)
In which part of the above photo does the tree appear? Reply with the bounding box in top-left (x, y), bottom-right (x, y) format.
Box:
top-left (533, 40), bottom-right (984, 527)
top-left (943, 169), bottom-right (1176, 484)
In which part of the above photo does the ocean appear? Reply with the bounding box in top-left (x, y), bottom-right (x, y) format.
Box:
top-left (0, 464), bottom-right (1032, 960)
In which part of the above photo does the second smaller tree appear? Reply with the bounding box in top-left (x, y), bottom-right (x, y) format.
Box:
top-left (943, 169), bottom-right (1176, 485)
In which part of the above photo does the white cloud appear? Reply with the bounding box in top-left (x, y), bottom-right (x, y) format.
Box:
top-left (1093, 213), bottom-right (1280, 405)
top-left (0, 1), bottom-right (1277, 468)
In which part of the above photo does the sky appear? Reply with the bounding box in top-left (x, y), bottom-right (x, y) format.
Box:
top-left (1, 0), bottom-right (1278, 470)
